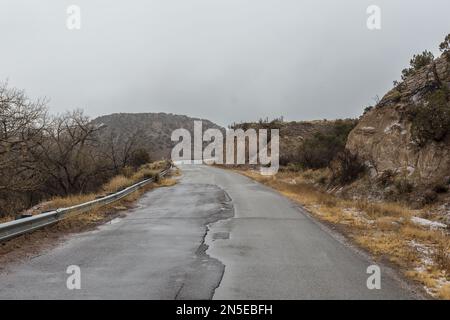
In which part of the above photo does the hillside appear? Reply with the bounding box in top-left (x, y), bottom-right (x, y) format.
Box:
top-left (347, 51), bottom-right (450, 200)
top-left (231, 118), bottom-right (357, 166)
top-left (92, 113), bottom-right (223, 160)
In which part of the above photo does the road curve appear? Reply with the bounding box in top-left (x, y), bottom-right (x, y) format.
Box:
top-left (0, 165), bottom-right (418, 299)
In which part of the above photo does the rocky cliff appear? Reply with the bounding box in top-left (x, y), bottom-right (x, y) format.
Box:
top-left (347, 53), bottom-right (450, 187)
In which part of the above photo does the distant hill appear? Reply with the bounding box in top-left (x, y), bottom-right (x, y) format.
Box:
top-left (92, 113), bottom-right (223, 160)
top-left (231, 119), bottom-right (356, 165)
top-left (92, 113), bottom-right (354, 164)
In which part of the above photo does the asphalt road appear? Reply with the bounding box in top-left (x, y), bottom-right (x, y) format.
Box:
top-left (0, 165), bottom-right (418, 299)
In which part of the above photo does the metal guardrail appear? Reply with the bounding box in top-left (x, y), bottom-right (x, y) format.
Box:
top-left (0, 165), bottom-right (172, 243)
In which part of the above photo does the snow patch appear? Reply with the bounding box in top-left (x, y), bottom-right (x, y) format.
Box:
top-left (384, 122), bottom-right (403, 134)
top-left (406, 166), bottom-right (415, 176)
top-left (411, 216), bottom-right (447, 229)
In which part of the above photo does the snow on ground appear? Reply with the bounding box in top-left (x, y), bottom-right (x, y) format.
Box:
top-left (411, 216), bottom-right (447, 229)
top-left (409, 240), bottom-right (450, 298)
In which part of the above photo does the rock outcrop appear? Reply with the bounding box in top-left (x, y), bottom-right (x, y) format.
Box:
top-left (346, 53), bottom-right (450, 186)
top-left (232, 119), bottom-right (356, 165)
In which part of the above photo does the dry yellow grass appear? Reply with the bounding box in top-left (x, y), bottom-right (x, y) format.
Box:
top-left (156, 178), bottom-right (177, 187)
top-left (354, 200), bottom-right (412, 219)
top-left (131, 169), bottom-right (158, 181)
top-left (354, 233), bottom-right (418, 265)
top-left (406, 270), bottom-right (438, 289)
top-left (401, 225), bottom-right (439, 242)
top-left (144, 160), bottom-right (167, 170)
top-left (171, 167), bottom-right (181, 176)
top-left (235, 167), bottom-right (450, 299)
top-left (434, 236), bottom-right (450, 274)
top-left (102, 175), bottom-right (134, 193)
top-left (439, 283), bottom-right (450, 299)
top-left (0, 216), bottom-right (14, 223)
top-left (49, 194), bottom-right (97, 210)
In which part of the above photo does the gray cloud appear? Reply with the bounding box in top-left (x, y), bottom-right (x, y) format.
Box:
top-left (1, 0), bottom-right (449, 126)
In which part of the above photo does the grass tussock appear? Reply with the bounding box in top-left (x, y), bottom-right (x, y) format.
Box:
top-left (103, 175), bottom-right (134, 193)
top-left (434, 237), bottom-right (450, 274)
top-left (0, 216), bottom-right (14, 223)
top-left (156, 178), bottom-right (177, 187)
top-left (49, 194), bottom-right (97, 209)
top-left (354, 200), bottom-right (412, 219)
top-left (439, 283), bottom-right (450, 299)
top-left (235, 168), bottom-right (450, 299)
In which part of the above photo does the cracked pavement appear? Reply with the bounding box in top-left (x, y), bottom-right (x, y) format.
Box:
top-left (0, 165), bottom-right (418, 299)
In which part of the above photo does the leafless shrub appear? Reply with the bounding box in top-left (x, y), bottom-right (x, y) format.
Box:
top-left (330, 149), bottom-right (366, 185)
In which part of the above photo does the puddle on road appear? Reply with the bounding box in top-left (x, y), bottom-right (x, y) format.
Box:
top-left (109, 218), bottom-right (123, 225)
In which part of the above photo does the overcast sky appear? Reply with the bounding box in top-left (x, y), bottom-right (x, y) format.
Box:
top-left (1, 0), bottom-right (449, 126)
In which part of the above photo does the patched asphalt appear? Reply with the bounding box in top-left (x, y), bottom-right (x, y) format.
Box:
top-left (0, 165), bottom-right (419, 299)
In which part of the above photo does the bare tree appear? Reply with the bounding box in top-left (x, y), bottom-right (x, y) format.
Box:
top-left (31, 110), bottom-right (106, 195)
top-left (0, 82), bottom-right (47, 193)
top-left (99, 127), bottom-right (148, 173)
